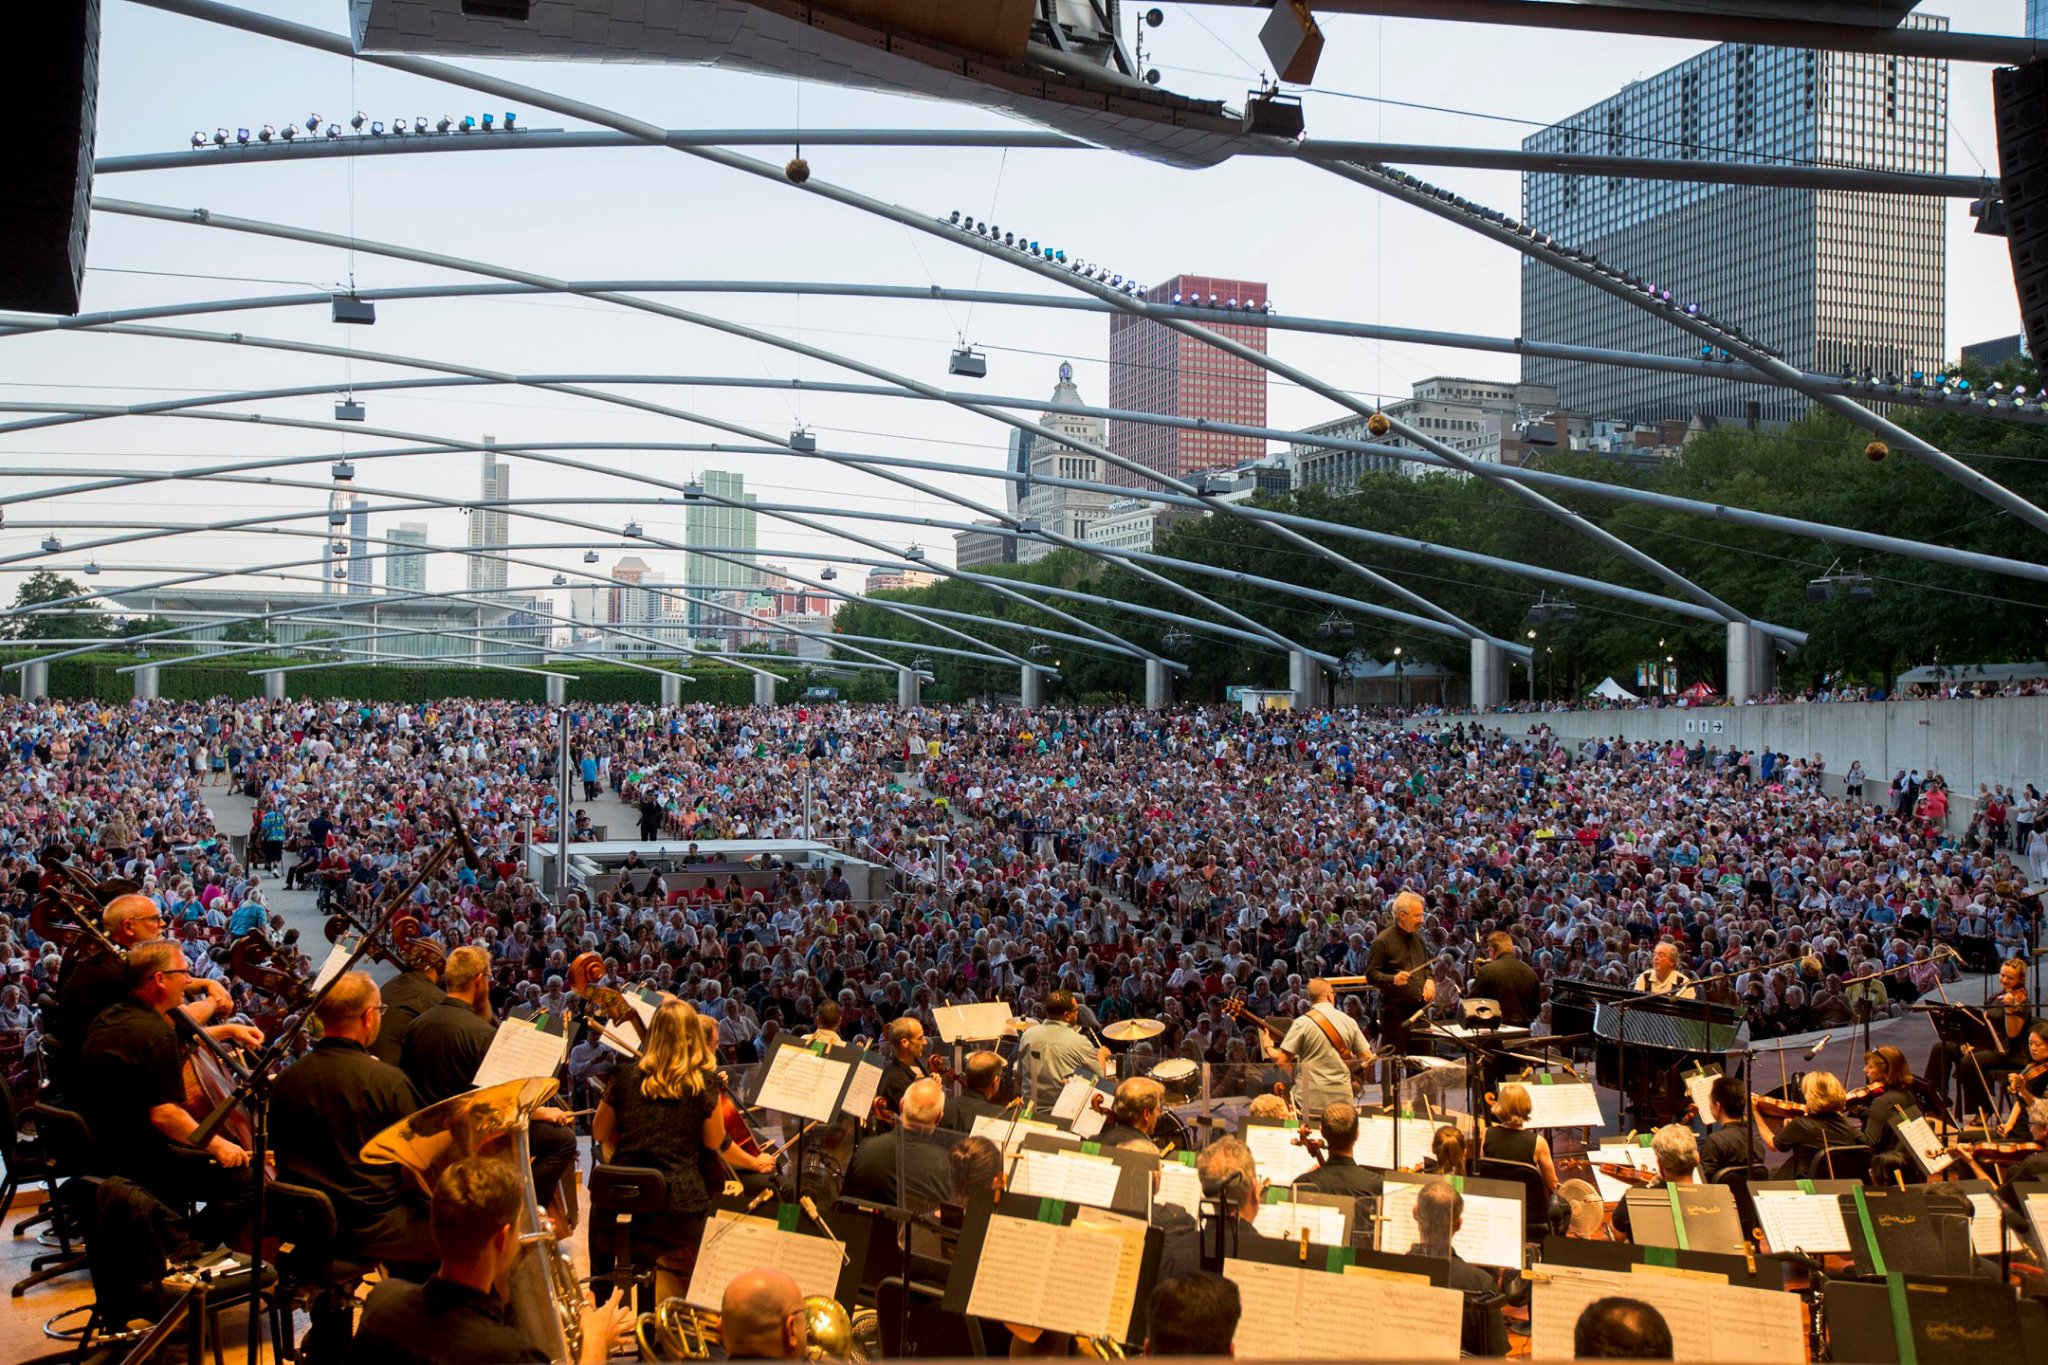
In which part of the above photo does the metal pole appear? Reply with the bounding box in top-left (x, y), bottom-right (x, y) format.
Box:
top-left (556, 707), bottom-right (572, 906)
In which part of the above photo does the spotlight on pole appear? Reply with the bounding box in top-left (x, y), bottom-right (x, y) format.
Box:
top-left (330, 294), bottom-right (377, 325)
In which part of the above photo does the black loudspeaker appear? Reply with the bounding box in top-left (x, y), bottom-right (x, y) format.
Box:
top-left (0, 0), bottom-right (102, 315)
top-left (1993, 58), bottom-right (2048, 365)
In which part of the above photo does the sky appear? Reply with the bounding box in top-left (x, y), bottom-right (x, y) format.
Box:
top-left (0, 0), bottom-right (2033, 626)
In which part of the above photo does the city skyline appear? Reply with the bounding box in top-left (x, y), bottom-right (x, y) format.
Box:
top-left (1108, 273), bottom-right (1271, 489)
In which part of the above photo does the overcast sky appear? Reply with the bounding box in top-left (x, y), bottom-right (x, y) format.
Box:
top-left (0, 0), bottom-right (2029, 616)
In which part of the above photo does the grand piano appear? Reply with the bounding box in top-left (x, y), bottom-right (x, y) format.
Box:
top-left (1551, 978), bottom-right (1750, 1124)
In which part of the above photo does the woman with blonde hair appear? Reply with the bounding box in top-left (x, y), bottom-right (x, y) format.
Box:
top-left (1757, 1070), bottom-right (1868, 1179)
top-left (1480, 1083), bottom-right (1560, 1192)
top-left (593, 1000), bottom-right (774, 1297)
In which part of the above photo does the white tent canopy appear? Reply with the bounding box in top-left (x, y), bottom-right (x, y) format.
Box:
top-left (1588, 676), bottom-right (1639, 701)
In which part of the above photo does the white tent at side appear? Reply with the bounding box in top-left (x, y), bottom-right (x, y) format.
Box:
top-left (1588, 676), bottom-right (1639, 701)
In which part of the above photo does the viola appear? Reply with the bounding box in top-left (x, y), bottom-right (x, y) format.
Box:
top-left (1753, 1093), bottom-right (1811, 1120)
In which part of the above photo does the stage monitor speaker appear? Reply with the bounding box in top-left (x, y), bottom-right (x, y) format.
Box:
top-left (0, 0), bottom-right (102, 316)
top-left (1993, 58), bottom-right (2048, 366)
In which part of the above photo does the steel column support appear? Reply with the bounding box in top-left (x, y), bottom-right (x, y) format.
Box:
top-left (262, 671), bottom-right (287, 701)
top-left (133, 665), bottom-right (160, 701)
top-left (18, 661), bottom-right (49, 700)
top-left (897, 668), bottom-right (922, 709)
top-left (1145, 660), bottom-right (1174, 711)
top-left (1470, 639), bottom-right (1507, 711)
top-left (1725, 622), bottom-right (1777, 705)
top-left (661, 673), bottom-right (683, 707)
top-left (753, 672), bottom-right (778, 707)
top-left (1019, 667), bottom-right (1044, 711)
top-left (546, 675), bottom-right (568, 705)
top-left (1290, 652), bottom-right (1327, 710)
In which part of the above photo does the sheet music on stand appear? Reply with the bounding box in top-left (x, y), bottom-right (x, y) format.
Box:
top-left (686, 1207), bottom-right (849, 1311)
top-left (471, 1014), bottom-right (569, 1091)
top-left (1241, 1121), bottom-right (1320, 1188)
top-left (1155, 1152), bottom-right (1204, 1221)
top-left (1251, 1188), bottom-right (1351, 1245)
top-left (1516, 1076), bottom-right (1605, 1129)
top-left (1751, 1183), bottom-right (1854, 1255)
top-left (595, 990), bottom-right (659, 1057)
top-left (1222, 1255), bottom-right (1463, 1360)
top-left (933, 1001), bottom-right (1014, 1043)
top-left (1683, 1065), bottom-right (1722, 1120)
top-left (1008, 1147), bottom-right (1123, 1211)
top-left (311, 937), bottom-right (356, 994)
top-left (1356, 1114), bottom-right (1441, 1172)
top-left (2024, 1186), bottom-right (2048, 1258)
top-left (837, 1050), bottom-right (885, 1121)
top-left (1588, 1143), bottom-right (1661, 1204)
top-left (1378, 1173), bottom-right (1524, 1269)
top-left (1891, 1111), bottom-right (1954, 1176)
top-left (751, 1037), bottom-right (853, 1123)
top-left (1955, 1182), bottom-right (2027, 1255)
top-left (960, 1211), bottom-right (1128, 1339)
top-left (970, 1113), bottom-right (1067, 1159)
top-left (1527, 1262), bottom-right (1804, 1361)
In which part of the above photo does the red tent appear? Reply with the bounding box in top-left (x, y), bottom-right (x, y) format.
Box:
top-left (1681, 681), bottom-right (1718, 702)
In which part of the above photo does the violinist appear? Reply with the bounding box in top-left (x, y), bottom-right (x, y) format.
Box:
top-left (1480, 1084), bottom-right (1559, 1193)
top-left (1855, 1045), bottom-right (1919, 1170)
top-left (1611, 1126), bottom-right (1698, 1239)
top-left (591, 1000), bottom-right (775, 1300)
top-left (77, 940), bottom-right (263, 1243)
top-left (1997, 1021), bottom-right (2048, 1137)
top-left (1094, 1076), bottom-right (1165, 1149)
top-left (1295, 1101), bottom-right (1383, 1199)
top-left (844, 1077), bottom-right (953, 1213)
top-left (1696, 1077), bottom-right (1766, 1181)
top-left (1756, 1071), bottom-right (1868, 1178)
top-left (1999, 1097), bottom-right (2048, 1188)
top-left (940, 1050), bottom-right (1006, 1132)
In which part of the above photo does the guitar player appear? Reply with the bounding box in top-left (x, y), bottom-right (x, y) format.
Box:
top-left (1258, 978), bottom-right (1375, 1113)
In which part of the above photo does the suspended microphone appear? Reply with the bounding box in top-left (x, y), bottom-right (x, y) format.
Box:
top-left (1803, 1032), bottom-right (1833, 1061)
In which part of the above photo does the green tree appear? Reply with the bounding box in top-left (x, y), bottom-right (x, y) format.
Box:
top-left (4, 571), bottom-right (109, 641)
top-left (221, 620), bottom-right (274, 644)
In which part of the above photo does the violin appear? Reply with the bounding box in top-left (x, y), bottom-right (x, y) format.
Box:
top-left (1588, 1161), bottom-right (1663, 1188)
top-left (1752, 1093), bottom-right (1811, 1120)
top-left (1294, 1128), bottom-right (1329, 1167)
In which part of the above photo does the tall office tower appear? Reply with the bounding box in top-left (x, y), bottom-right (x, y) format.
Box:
top-left (467, 442), bottom-right (511, 594)
top-left (1004, 427), bottom-right (1031, 516)
top-left (1108, 274), bottom-right (1269, 488)
top-left (324, 491), bottom-right (365, 596)
top-left (347, 500), bottom-right (373, 595)
top-left (1520, 22), bottom-right (1948, 423)
top-left (1019, 363), bottom-right (1117, 563)
top-left (385, 522), bottom-right (428, 593)
top-left (683, 470), bottom-right (757, 639)
top-left (2032, 0), bottom-right (2046, 40)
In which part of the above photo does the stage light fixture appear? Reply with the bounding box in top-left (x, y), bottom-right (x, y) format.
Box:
top-left (437, 116), bottom-right (453, 132)
top-left (623, 519), bottom-right (644, 538)
top-left (350, 112), bottom-right (366, 130)
top-left (191, 131), bottom-right (206, 148)
top-left (949, 211), bottom-right (961, 225)
top-left (481, 114), bottom-right (495, 130)
top-left (235, 128), bottom-right (250, 144)
top-left (331, 460), bottom-right (356, 482)
top-left (329, 508), bottom-right (346, 526)
top-left (258, 124), bottom-right (275, 142)
top-left (325, 126), bottom-right (341, 140)
top-left (392, 118), bottom-right (407, 136)
top-left (552, 573), bottom-right (568, 587)
top-left (948, 347), bottom-right (988, 379)
top-left (583, 550), bottom-right (600, 564)
top-left (307, 114), bottom-right (322, 132)
top-left (370, 121), bottom-right (384, 135)
top-left (282, 124), bottom-right (298, 141)
top-left (904, 545), bottom-right (926, 561)
top-left (331, 294), bottom-right (376, 325)
top-left (40, 536), bottom-right (62, 553)
top-left (84, 560), bottom-right (100, 576)
top-left (335, 399), bottom-right (366, 422)
top-left (789, 429), bottom-right (817, 452)
top-left (414, 117), bottom-right (429, 133)
top-left (820, 567), bottom-right (838, 581)
top-left (504, 112), bottom-right (517, 129)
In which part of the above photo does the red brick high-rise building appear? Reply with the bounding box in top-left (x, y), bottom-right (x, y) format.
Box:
top-left (1107, 274), bottom-right (1270, 488)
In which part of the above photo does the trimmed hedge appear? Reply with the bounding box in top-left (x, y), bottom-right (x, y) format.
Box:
top-left (1, 649), bottom-right (797, 705)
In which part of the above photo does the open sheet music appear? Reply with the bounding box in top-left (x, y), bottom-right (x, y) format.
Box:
top-left (1008, 1148), bottom-right (1123, 1211)
top-left (837, 1054), bottom-right (884, 1121)
top-left (1356, 1115), bottom-right (1441, 1171)
top-left (1242, 1124), bottom-right (1320, 1187)
top-left (1529, 1263), bottom-right (1804, 1361)
top-left (1223, 1257), bottom-right (1462, 1360)
top-left (933, 1001), bottom-right (1014, 1042)
top-left (1589, 1144), bottom-right (1660, 1203)
top-left (752, 1042), bottom-right (850, 1122)
top-left (687, 1212), bottom-right (845, 1311)
top-left (970, 1113), bottom-right (1065, 1159)
top-left (595, 991), bottom-right (658, 1057)
top-left (1891, 1112), bottom-right (1954, 1176)
top-left (963, 1213), bottom-right (1126, 1339)
top-left (1964, 1190), bottom-right (2026, 1255)
top-left (1518, 1080), bottom-right (1605, 1129)
top-left (471, 1016), bottom-right (567, 1090)
top-left (1155, 1156), bottom-right (1204, 1220)
top-left (1251, 1197), bottom-right (1349, 1246)
top-left (1378, 1179), bottom-right (1523, 1269)
top-left (1752, 1189), bottom-right (1852, 1255)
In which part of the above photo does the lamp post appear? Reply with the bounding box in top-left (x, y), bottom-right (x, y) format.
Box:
top-left (1393, 646), bottom-right (1406, 709)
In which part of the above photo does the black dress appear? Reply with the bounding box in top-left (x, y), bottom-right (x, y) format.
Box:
top-left (1481, 1124), bottom-right (1540, 1168)
top-left (603, 1060), bottom-right (715, 1246)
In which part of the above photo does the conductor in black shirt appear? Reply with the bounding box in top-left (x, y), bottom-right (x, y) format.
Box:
top-left (1473, 932), bottom-right (1541, 1026)
top-left (1366, 891), bottom-right (1434, 1077)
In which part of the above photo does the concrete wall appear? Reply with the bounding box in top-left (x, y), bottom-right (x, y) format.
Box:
top-left (1455, 695), bottom-right (2048, 811)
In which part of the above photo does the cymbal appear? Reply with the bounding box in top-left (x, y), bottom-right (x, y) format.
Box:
top-left (361, 1076), bottom-right (559, 1174)
top-left (1006, 1017), bottom-right (1039, 1033)
top-left (1102, 1018), bottom-right (1166, 1043)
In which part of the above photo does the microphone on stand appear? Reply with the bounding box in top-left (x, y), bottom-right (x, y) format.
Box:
top-left (1803, 1033), bottom-right (1833, 1061)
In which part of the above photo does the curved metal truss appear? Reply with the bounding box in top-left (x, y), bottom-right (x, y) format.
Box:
top-left (1, 0), bottom-right (2038, 698)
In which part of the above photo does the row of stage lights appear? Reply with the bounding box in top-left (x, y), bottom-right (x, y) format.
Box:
top-left (939, 211), bottom-right (1275, 313)
top-left (1370, 167), bottom-right (1783, 362)
top-left (189, 110), bottom-right (521, 148)
top-left (1841, 369), bottom-right (2039, 410)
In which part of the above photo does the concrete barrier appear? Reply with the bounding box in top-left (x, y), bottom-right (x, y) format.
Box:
top-left (1454, 695), bottom-right (2048, 819)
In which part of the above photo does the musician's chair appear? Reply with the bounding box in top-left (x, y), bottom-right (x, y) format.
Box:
top-left (261, 1180), bottom-right (379, 1365)
top-left (12, 1104), bottom-right (93, 1296)
top-left (586, 1164), bottom-right (667, 1312)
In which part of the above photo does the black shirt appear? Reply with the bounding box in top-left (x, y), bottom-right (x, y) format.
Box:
top-left (78, 998), bottom-right (188, 1182)
top-left (270, 1037), bottom-right (425, 1242)
top-left (843, 1128), bottom-right (955, 1213)
top-left (342, 1274), bottom-right (546, 1365)
top-left (1698, 1121), bottom-right (1766, 1180)
top-left (1473, 955), bottom-right (1542, 1027)
top-left (1366, 925), bottom-right (1430, 1010)
top-left (876, 1057), bottom-right (925, 1119)
top-left (52, 948), bottom-right (129, 1087)
top-left (940, 1089), bottom-right (1006, 1135)
top-left (373, 970), bottom-right (446, 1066)
top-left (1296, 1152), bottom-right (1384, 1198)
top-left (1092, 1121), bottom-right (1155, 1151)
top-left (601, 1061), bottom-right (715, 1235)
top-left (1773, 1111), bottom-right (1868, 1178)
top-left (401, 998), bottom-right (498, 1107)
top-left (1861, 1089), bottom-right (1914, 1155)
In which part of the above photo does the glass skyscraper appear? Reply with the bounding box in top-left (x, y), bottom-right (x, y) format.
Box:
top-left (684, 470), bottom-right (757, 639)
top-left (1520, 20), bottom-right (1947, 423)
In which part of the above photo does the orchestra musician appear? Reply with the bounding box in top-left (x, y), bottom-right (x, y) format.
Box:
top-left (719, 1268), bottom-right (808, 1361)
top-left (800, 1000), bottom-right (845, 1049)
top-left (1259, 977), bottom-right (1374, 1115)
top-left (76, 939), bottom-right (263, 1243)
top-left (1631, 943), bottom-right (1696, 999)
top-left (51, 894), bottom-right (207, 1091)
top-left (1696, 1077), bottom-right (1767, 1181)
top-left (1993, 1097), bottom-right (2048, 1189)
top-left (1473, 932), bottom-right (1541, 1027)
top-left (1094, 1076), bottom-right (1166, 1149)
top-left (875, 1016), bottom-right (930, 1119)
top-left (591, 1000), bottom-right (776, 1301)
top-left (1855, 1045), bottom-right (1921, 1178)
top-left (1755, 1071), bottom-right (1868, 1178)
top-left (939, 1050), bottom-right (1007, 1132)
top-left (1413, 1180), bottom-right (1507, 1357)
top-left (399, 946), bottom-right (579, 1220)
top-left (342, 1157), bottom-right (623, 1365)
top-left (1195, 1136), bottom-right (1261, 1229)
top-left (1145, 1272), bottom-right (1241, 1358)
top-left (1295, 1101), bottom-right (1383, 1199)
top-left (844, 1076), bottom-right (953, 1213)
top-left (1366, 892), bottom-right (1434, 1072)
top-left (1012, 991), bottom-right (1111, 1108)
top-left (1928, 957), bottom-right (2034, 1111)
top-left (1479, 1084), bottom-right (1559, 1193)
top-left (371, 943), bottom-right (445, 1066)
top-left (1610, 1125), bottom-right (1698, 1239)
top-left (1997, 1020), bottom-right (2048, 1136)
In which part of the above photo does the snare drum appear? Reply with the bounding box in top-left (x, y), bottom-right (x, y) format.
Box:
top-left (1151, 1057), bottom-right (1201, 1103)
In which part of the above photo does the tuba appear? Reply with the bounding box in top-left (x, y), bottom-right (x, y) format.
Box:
top-left (361, 1076), bottom-right (583, 1364)
top-left (633, 1294), bottom-right (869, 1361)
